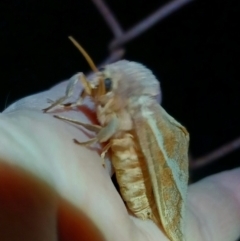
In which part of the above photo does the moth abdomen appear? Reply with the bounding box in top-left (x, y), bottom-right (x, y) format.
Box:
top-left (110, 132), bottom-right (161, 225)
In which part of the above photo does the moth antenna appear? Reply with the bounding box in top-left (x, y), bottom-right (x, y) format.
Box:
top-left (68, 36), bottom-right (98, 73)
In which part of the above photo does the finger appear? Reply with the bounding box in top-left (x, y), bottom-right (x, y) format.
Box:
top-left (0, 110), bottom-right (133, 240)
top-left (0, 162), bottom-right (109, 241)
top-left (0, 163), bottom-right (58, 241)
top-left (186, 168), bottom-right (240, 241)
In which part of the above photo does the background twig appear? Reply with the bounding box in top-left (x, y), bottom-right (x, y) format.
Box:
top-left (91, 0), bottom-right (240, 173)
top-left (91, 0), bottom-right (194, 64)
top-left (91, 0), bottom-right (123, 37)
top-left (109, 0), bottom-right (194, 50)
top-left (191, 137), bottom-right (240, 169)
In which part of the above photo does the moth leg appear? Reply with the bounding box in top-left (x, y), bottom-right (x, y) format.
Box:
top-left (54, 115), bottom-right (101, 132)
top-left (43, 74), bottom-right (81, 112)
top-left (101, 142), bottom-right (112, 159)
top-left (74, 138), bottom-right (97, 146)
top-left (64, 74), bottom-right (94, 108)
top-left (94, 114), bottom-right (118, 142)
top-left (100, 141), bottom-right (112, 167)
top-left (73, 114), bottom-right (118, 147)
top-left (48, 90), bottom-right (87, 109)
top-left (46, 96), bottom-right (83, 109)
top-left (43, 73), bottom-right (91, 112)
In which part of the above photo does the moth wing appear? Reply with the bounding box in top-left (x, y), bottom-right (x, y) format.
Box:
top-left (132, 98), bottom-right (189, 241)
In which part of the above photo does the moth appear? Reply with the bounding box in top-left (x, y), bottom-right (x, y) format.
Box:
top-left (43, 37), bottom-right (189, 241)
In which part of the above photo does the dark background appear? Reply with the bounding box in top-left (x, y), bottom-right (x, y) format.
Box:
top-left (0, 0), bottom-right (240, 182)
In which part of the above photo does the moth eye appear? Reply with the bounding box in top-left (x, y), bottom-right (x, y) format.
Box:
top-left (104, 78), bottom-right (112, 92)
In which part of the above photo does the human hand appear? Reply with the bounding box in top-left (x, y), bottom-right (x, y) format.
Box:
top-left (0, 78), bottom-right (239, 241)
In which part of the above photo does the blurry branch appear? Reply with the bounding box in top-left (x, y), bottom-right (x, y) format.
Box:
top-left (91, 0), bottom-right (123, 37)
top-left (97, 48), bottom-right (125, 67)
top-left (109, 0), bottom-right (194, 50)
top-left (87, 49), bottom-right (125, 76)
top-left (91, 0), bottom-right (240, 171)
top-left (92, 0), bottom-right (240, 171)
top-left (92, 0), bottom-right (194, 64)
top-left (190, 137), bottom-right (240, 170)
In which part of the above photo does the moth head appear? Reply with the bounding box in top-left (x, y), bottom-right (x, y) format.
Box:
top-left (68, 36), bottom-right (161, 102)
top-left (100, 60), bottom-right (161, 101)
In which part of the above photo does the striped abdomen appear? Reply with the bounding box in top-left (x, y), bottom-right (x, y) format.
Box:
top-left (110, 131), bottom-right (160, 224)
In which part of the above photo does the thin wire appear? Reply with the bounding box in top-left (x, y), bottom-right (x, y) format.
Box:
top-left (109, 0), bottom-right (194, 50)
top-left (98, 49), bottom-right (125, 67)
top-left (191, 137), bottom-right (240, 169)
top-left (91, 0), bottom-right (124, 38)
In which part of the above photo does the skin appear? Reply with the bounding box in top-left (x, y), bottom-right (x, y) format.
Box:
top-left (0, 79), bottom-right (240, 241)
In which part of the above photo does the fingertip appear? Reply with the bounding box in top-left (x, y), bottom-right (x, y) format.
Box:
top-left (58, 200), bottom-right (106, 241)
top-left (0, 162), bottom-right (106, 241)
top-left (0, 162), bottom-right (58, 241)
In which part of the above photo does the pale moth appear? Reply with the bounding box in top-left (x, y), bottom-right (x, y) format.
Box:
top-left (43, 37), bottom-right (190, 241)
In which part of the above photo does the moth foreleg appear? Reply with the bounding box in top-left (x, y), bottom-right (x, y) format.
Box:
top-left (73, 138), bottom-right (110, 168)
top-left (43, 73), bottom-right (89, 112)
top-left (64, 74), bottom-right (95, 107)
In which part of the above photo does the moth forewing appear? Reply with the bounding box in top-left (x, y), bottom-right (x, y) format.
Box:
top-left (131, 97), bottom-right (189, 241)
